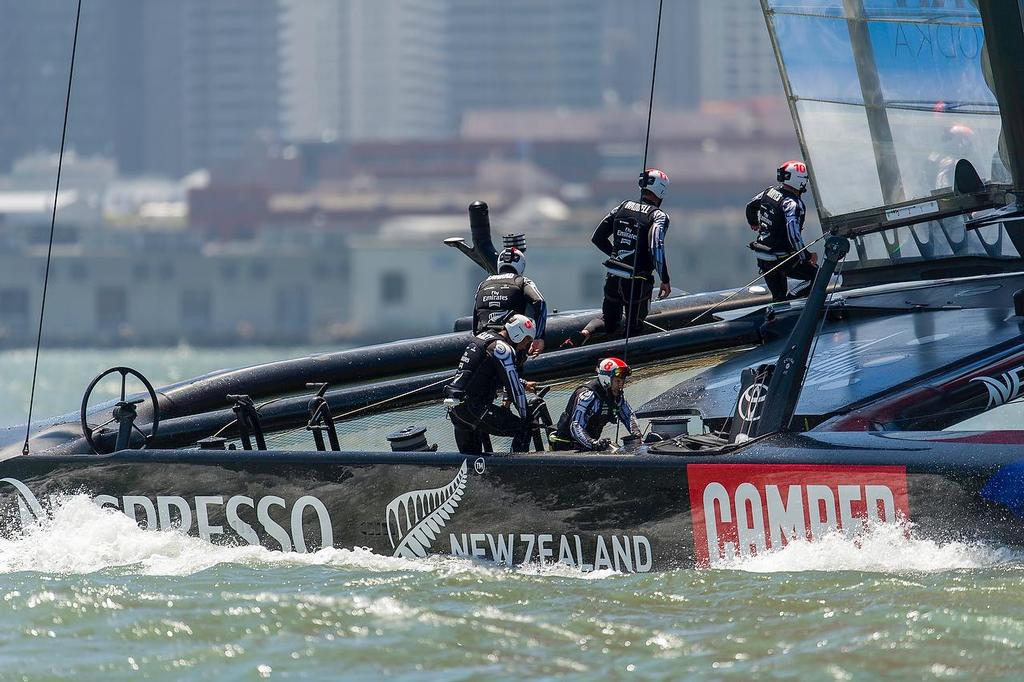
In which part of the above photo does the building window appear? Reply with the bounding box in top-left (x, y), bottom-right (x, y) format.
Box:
top-left (380, 271), bottom-right (406, 305)
top-left (159, 262), bottom-right (176, 279)
top-left (250, 261), bottom-right (269, 280)
top-left (181, 289), bottom-right (212, 331)
top-left (275, 286), bottom-right (310, 337)
top-left (0, 288), bottom-right (29, 332)
top-left (132, 263), bottom-right (150, 280)
top-left (70, 262), bottom-right (88, 281)
top-left (221, 261), bottom-right (238, 280)
top-left (96, 286), bottom-right (127, 329)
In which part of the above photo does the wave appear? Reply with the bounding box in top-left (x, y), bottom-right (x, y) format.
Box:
top-left (7, 495), bottom-right (1015, 578)
top-left (0, 495), bottom-right (622, 579)
top-left (717, 520), bottom-right (1024, 573)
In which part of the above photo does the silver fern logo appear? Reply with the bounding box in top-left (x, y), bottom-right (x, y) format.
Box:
top-left (386, 460), bottom-right (467, 559)
top-left (0, 478), bottom-right (46, 528)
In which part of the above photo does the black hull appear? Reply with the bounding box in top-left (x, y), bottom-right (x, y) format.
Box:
top-left (3, 432), bottom-right (1022, 571)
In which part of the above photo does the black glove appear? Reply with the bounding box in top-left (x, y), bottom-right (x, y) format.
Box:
top-left (592, 438), bottom-right (612, 451)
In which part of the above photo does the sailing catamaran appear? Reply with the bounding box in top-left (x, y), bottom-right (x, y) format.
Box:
top-left (1, 0), bottom-right (1023, 570)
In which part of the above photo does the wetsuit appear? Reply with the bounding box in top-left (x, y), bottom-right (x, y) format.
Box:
top-left (444, 331), bottom-right (532, 454)
top-left (472, 272), bottom-right (548, 340)
top-left (582, 199), bottom-right (670, 338)
top-left (746, 184), bottom-right (817, 301)
top-left (549, 379), bottom-right (640, 451)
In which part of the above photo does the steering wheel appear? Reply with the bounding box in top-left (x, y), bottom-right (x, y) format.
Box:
top-left (80, 366), bottom-right (161, 454)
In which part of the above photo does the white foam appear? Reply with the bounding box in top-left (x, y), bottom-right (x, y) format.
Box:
top-left (0, 495), bottom-right (473, 576)
top-left (514, 560), bottom-right (621, 580)
top-left (718, 521), bottom-right (1024, 573)
top-left (0, 495), bottom-right (623, 579)
top-left (14, 495), bottom-right (1007, 578)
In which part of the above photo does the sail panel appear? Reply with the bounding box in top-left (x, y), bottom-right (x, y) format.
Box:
top-left (795, 100), bottom-right (884, 216)
top-left (766, 0), bottom-right (981, 22)
top-left (767, 1), bottom-right (1004, 219)
top-left (763, 0), bottom-right (1020, 267)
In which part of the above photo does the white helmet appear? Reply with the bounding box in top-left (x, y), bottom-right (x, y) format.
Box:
top-left (639, 168), bottom-right (670, 201)
top-left (497, 247), bottom-right (526, 276)
top-left (504, 314), bottom-right (536, 344)
top-left (777, 160), bottom-right (809, 193)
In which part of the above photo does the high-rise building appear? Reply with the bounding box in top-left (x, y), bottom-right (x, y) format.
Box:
top-left (282, 0), bottom-right (447, 143)
top-left (600, 0), bottom-right (700, 109)
top-left (446, 0), bottom-right (603, 126)
top-left (697, 0), bottom-right (781, 101)
top-left (0, 0), bottom-right (282, 178)
top-left (0, 1), bottom-right (146, 175)
top-left (281, 0), bottom-right (342, 143)
top-left (172, 1), bottom-right (282, 174)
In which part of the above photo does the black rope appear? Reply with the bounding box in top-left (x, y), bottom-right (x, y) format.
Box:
top-left (23, 0), bottom-right (82, 456)
top-left (620, 0), bottom-right (664, 368)
top-left (616, 0), bottom-right (663, 445)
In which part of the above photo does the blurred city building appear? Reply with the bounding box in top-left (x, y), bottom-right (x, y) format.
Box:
top-left (284, 0), bottom-right (447, 143)
top-left (0, 0), bottom-right (804, 346)
top-left (0, 0), bottom-right (281, 177)
top-left (0, 0), bottom-right (779, 174)
top-left (698, 0), bottom-right (781, 101)
top-left (191, 100), bottom-right (799, 238)
top-left (0, 208), bottom-right (765, 347)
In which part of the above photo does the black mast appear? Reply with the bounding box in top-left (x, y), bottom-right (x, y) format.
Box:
top-left (749, 236), bottom-right (849, 437)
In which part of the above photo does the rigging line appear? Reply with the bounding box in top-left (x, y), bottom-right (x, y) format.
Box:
top-left (687, 232), bottom-right (830, 328)
top-left (23, 0), bottom-right (83, 456)
top-left (617, 0), bottom-right (663, 444)
top-left (333, 376), bottom-right (452, 420)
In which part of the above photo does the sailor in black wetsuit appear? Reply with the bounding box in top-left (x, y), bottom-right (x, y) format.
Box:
top-left (550, 358), bottom-right (641, 451)
top-left (746, 160), bottom-right (818, 302)
top-left (562, 169), bottom-right (672, 348)
top-left (444, 314), bottom-right (538, 454)
top-left (472, 247), bottom-right (548, 356)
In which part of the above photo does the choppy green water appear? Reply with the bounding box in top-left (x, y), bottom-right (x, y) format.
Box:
top-left (2, 348), bottom-right (1024, 680)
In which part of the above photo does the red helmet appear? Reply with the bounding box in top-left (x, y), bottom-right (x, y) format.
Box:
top-left (597, 357), bottom-right (631, 388)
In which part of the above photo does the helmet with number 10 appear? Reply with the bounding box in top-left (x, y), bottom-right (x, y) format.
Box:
top-left (777, 160), bottom-right (809, 193)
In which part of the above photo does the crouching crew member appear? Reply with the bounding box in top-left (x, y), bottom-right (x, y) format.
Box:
top-left (746, 160), bottom-right (818, 302)
top-left (445, 314), bottom-right (538, 454)
top-left (550, 357), bottom-right (641, 451)
top-left (473, 247), bottom-right (548, 356)
top-left (562, 169), bottom-right (672, 348)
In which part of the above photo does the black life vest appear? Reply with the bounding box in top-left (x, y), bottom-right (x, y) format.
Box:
top-left (473, 273), bottom-right (528, 333)
top-left (754, 185), bottom-right (806, 254)
top-left (608, 200), bottom-right (658, 278)
top-left (445, 331), bottom-right (507, 406)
